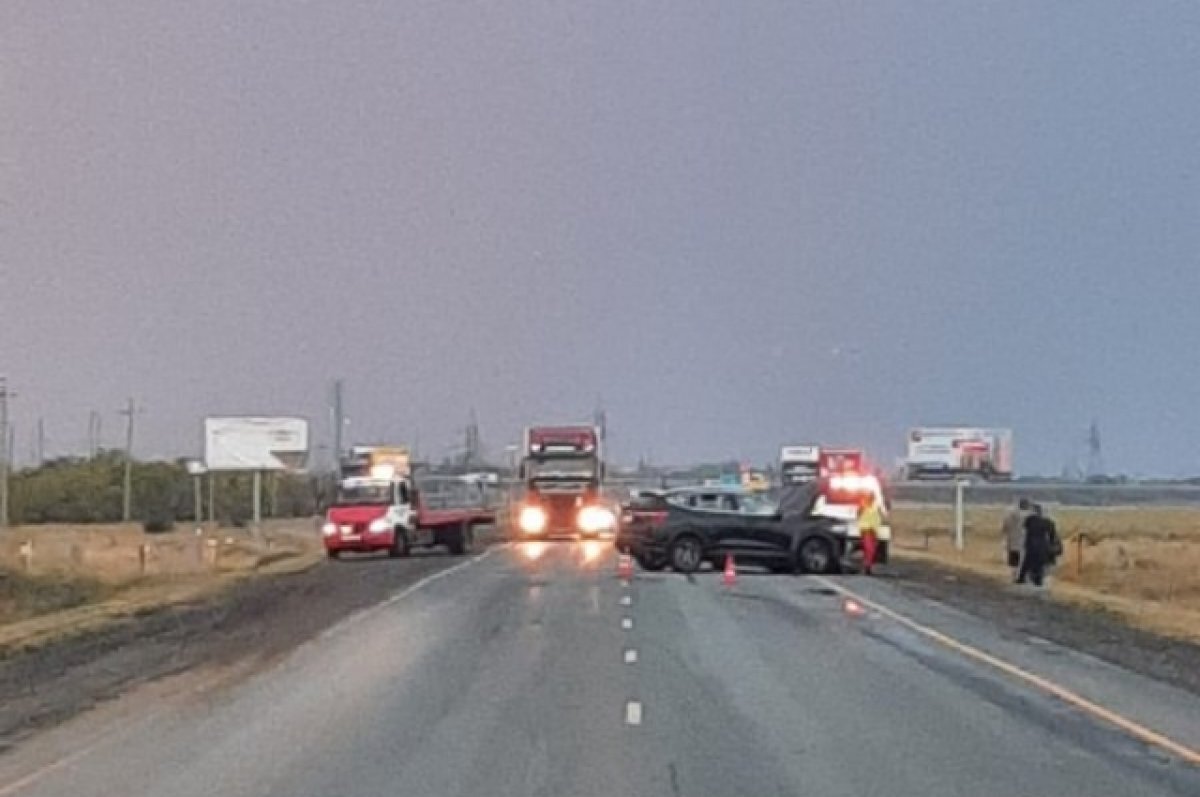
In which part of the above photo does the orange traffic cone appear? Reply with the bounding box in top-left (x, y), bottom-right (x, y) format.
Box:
top-left (618, 553), bottom-right (633, 580)
top-left (723, 554), bottom-right (737, 587)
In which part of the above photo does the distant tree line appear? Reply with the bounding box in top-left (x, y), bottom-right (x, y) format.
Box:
top-left (7, 452), bottom-right (325, 531)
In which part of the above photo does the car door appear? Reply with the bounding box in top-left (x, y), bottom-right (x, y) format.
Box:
top-left (675, 492), bottom-right (729, 553)
top-left (731, 498), bottom-right (788, 559)
top-left (707, 493), bottom-right (761, 557)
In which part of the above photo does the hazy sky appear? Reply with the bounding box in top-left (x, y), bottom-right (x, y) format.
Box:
top-left (3, 2), bottom-right (1199, 475)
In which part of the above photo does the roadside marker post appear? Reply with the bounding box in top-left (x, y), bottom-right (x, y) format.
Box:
top-left (953, 479), bottom-right (967, 551)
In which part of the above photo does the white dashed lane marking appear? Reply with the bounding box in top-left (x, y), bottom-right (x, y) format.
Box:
top-left (619, 594), bottom-right (632, 606)
top-left (625, 701), bottom-right (643, 726)
top-left (624, 648), bottom-right (638, 664)
top-left (622, 617), bottom-right (634, 630)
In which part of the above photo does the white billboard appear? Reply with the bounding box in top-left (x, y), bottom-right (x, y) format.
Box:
top-left (204, 417), bottom-right (309, 472)
top-left (780, 445), bottom-right (820, 464)
top-left (905, 427), bottom-right (1013, 478)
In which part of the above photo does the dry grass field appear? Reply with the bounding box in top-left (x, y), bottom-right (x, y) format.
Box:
top-left (0, 520), bottom-right (323, 650)
top-left (891, 505), bottom-right (1200, 641)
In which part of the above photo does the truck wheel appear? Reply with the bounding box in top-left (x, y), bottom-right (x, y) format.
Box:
top-left (447, 523), bottom-right (472, 556)
top-left (326, 549), bottom-right (341, 561)
top-left (876, 540), bottom-right (890, 565)
top-left (388, 529), bottom-right (410, 558)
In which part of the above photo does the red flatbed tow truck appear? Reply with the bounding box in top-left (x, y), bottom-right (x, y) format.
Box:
top-left (322, 470), bottom-right (496, 559)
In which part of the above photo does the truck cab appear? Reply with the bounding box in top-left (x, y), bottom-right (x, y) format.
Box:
top-left (516, 425), bottom-right (615, 538)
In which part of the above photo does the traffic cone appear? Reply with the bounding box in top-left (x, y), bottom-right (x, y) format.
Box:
top-left (722, 554), bottom-right (737, 587)
top-left (618, 553), bottom-right (633, 580)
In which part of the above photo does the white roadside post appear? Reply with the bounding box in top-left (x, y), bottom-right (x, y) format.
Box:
top-left (954, 479), bottom-right (967, 551)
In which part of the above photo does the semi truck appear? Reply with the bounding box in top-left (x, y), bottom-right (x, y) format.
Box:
top-left (515, 424), bottom-right (614, 538)
top-left (904, 427), bottom-right (1014, 481)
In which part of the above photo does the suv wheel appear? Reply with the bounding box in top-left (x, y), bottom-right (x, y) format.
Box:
top-left (669, 535), bottom-right (704, 574)
top-left (798, 536), bottom-right (835, 574)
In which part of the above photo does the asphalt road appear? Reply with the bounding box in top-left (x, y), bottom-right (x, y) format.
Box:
top-left (2, 541), bottom-right (1199, 796)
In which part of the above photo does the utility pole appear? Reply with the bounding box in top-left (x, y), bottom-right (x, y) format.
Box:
top-left (119, 398), bottom-right (138, 522)
top-left (331, 379), bottom-right (345, 471)
top-left (36, 418), bottom-right (45, 465)
top-left (0, 377), bottom-right (11, 531)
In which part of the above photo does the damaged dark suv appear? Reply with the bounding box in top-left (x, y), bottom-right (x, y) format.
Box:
top-left (625, 483), bottom-right (850, 574)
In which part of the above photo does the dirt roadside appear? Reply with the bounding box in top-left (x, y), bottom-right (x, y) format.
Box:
top-left (886, 558), bottom-right (1200, 697)
top-left (0, 544), bottom-right (496, 753)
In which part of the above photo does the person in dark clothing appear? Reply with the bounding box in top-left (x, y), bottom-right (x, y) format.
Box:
top-left (1017, 504), bottom-right (1059, 586)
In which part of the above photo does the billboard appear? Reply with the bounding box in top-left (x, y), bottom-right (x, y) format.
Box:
top-left (204, 417), bottom-right (309, 472)
top-left (905, 427), bottom-right (1013, 479)
top-left (780, 445), bottom-right (820, 464)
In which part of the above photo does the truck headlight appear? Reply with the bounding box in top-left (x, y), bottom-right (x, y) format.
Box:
top-left (369, 518), bottom-right (391, 534)
top-left (578, 506), bottom-right (616, 534)
top-left (322, 522), bottom-right (338, 537)
top-left (519, 506), bottom-right (548, 535)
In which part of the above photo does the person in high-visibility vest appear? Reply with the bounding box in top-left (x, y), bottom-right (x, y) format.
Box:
top-left (858, 491), bottom-right (883, 576)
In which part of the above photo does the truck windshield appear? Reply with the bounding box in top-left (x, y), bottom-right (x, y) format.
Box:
top-left (527, 458), bottom-right (595, 479)
top-left (334, 483), bottom-right (392, 506)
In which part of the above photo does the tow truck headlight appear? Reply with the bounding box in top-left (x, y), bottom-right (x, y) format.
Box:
top-left (368, 518), bottom-right (391, 534)
top-left (578, 505), bottom-right (616, 534)
top-left (322, 522), bottom-right (337, 537)
top-left (518, 506), bottom-right (548, 535)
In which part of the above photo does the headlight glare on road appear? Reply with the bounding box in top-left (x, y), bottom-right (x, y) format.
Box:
top-left (368, 518), bottom-right (391, 534)
top-left (322, 522), bottom-right (337, 537)
top-left (577, 506), bottom-right (616, 534)
top-left (518, 506), bottom-right (548, 535)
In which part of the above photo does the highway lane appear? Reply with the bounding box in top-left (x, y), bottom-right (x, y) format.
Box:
top-left (1, 542), bottom-right (1199, 796)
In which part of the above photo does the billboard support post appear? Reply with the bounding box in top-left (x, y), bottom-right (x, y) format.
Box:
top-left (194, 474), bottom-right (203, 530)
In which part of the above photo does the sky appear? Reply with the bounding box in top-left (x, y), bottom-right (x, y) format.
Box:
top-left (2, 1), bottom-right (1199, 476)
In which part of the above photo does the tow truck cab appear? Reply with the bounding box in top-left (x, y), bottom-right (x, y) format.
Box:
top-left (516, 425), bottom-right (615, 538)
top-left (322, 470), bottom-right (490, 559)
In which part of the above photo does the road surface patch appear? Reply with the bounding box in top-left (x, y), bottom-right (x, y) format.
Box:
top-left (814, 576), bottom-right (1200, 768)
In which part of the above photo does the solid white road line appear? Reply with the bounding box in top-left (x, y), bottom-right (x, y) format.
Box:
top-left (625, 701), bottom-right (643, 726)
top-left (624, 648), bottom-right (639, 664)
top-left (815, 576), bottom-right (1200, 768)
